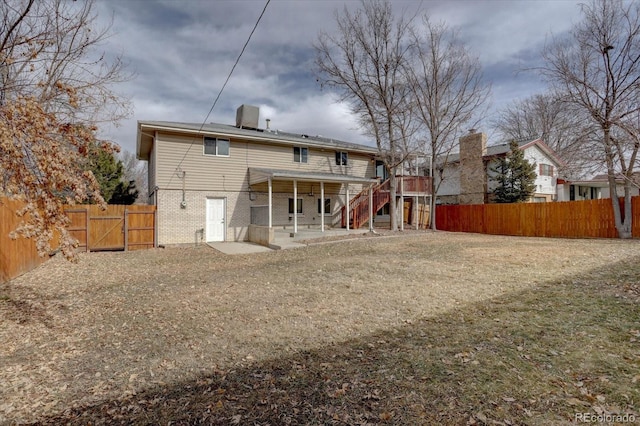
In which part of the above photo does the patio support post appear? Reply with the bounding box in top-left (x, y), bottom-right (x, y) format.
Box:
top-left (320, 181), bottom-right (325, 232)
top-left (369, 184), bottom-right (373, 232)
top-left (400, 174), bottom-right (404, 231)
top-left (415, 194), bottom-right (419, 230)
top-left (346, 185), bottom-right (350, 231)
top-left (268, 177), bottom-right (272, 229)
top-left (293, 179), bottom-right (298, 234)
top-left (415, 155), bottom-right (419, 230)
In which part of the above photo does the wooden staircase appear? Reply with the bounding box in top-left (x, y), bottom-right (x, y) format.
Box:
top-left (341, 179), bottom-right (390, 229)
top-left (341, 176), bottom-right (432, 229)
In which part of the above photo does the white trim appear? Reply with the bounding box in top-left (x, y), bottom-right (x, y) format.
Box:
top-left (268, 177), bottom-right (272, 228)
top-left (293, 180), bottom-right (298, 234)
top-left (320, 182), bottom-right (325, 232)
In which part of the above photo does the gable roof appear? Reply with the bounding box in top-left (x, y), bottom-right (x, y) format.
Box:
top-left (137, 120), bottom-right (378, 160)
top-left (442, 137), bottom-right (565, 167)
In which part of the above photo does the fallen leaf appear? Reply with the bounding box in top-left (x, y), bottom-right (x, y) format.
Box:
top-left (566, 397), bottom-right (588, 406)
top-left (380, 411), bottom-right (393, 421)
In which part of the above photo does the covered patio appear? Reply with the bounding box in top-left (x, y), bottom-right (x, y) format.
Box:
top-left (248, 168), bottom-right (379, 235)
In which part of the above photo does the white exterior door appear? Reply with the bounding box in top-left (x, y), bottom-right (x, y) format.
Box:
top-left (206, 198), bottom-right (225, 242)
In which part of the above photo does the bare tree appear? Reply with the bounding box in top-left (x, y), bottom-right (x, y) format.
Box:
top-left (315, 0), bottom-right (416, 231)
top-left (406, 17), bottom-right (490, 229)
top-left (542, 0), bottom-right (640, 238)
top-left (1, 0), bottom-right (131, 258)
top-left (0, 0), bottom-right (131, 122)
top-left (119, 150), bottom-right (148, 204)
top-left (493, 92), bottom-right (600, 179)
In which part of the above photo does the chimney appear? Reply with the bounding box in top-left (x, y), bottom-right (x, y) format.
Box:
top-left (265, 118), bottom-right (271, 130)
top-left (459, 131), bottom-right (487, 205)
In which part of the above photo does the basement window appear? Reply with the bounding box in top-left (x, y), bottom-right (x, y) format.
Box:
top-left (288, 198), bottom-right (303, 214)
top-left (317, 198), bottom-right (331, 215)
top-left (204, 137), bottom-right (230, 156)
top-left (335, 151), bottom-right (348, 165)
top-left (294, 147), bottom-right (308, 163)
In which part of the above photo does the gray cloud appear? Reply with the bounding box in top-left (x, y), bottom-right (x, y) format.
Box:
top-left (94, 0), bottom-right (582, 154)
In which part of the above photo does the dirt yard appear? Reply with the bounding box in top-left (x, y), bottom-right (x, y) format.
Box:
top-left (1, 231), bottom-right (638, 424)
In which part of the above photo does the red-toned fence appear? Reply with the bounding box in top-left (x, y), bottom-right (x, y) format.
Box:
top-left (436, 197), bottom-right (640, 238)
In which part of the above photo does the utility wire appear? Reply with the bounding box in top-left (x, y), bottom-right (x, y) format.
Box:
top-left (166, 0), bottom-right (271, 188)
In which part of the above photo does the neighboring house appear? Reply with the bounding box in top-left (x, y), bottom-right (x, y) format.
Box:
top-left (136, 105), bottom-right (428, 245)
top-left (557, 174), bottom-right (640, 201)
top-left (435, 132), bottom-right (565, 204)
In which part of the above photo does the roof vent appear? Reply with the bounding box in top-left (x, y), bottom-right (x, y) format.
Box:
top-left (236, 104), bottom-right (259, 129)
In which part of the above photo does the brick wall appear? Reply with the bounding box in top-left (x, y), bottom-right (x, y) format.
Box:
top-left (156, 190), bottom-right (247, 244)
top-left (459, 131), bottom-right (487, 205)
top-left (156, 188), bottom-right (352, 244)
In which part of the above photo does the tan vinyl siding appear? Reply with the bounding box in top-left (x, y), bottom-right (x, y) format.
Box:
top-left (154, 131), bottom-right (376, 191)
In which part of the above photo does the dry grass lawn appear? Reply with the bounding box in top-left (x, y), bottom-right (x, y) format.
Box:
top-left (1, 231), bottom-right (639, 425)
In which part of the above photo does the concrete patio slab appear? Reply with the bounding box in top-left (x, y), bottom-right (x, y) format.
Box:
top-left (207, 241), bottom-right (273, 255)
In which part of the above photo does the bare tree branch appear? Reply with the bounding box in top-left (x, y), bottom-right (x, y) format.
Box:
top-left (1, 0), bottom-right (132, 258)
top-left (406, 16), bottom-right (490, 228)
top-left (315, 0), bottom-right (415, 230)
top-left (542, 0), bottom-right (640, 238)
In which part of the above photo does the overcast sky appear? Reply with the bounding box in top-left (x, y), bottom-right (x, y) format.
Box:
top-left (94, 0), bottom-right (584, 156)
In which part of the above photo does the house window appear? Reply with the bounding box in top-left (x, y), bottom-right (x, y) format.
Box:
top-left (335, 151), bottom-right (348, 165)
top-left (317, 198), bottom-right (331, 215)
top-left (294, 147), bottom-right (308, 163)
top-left (376, 160), bottom-right (389, 180)
top-left (204, 137), bottom-right (230, 156)
top-left (377, 204), bottom-right (390, 216)
top-left (288, 198), bottom-right (303, 214)
top-left (539, 164), bottom-right (554, 176)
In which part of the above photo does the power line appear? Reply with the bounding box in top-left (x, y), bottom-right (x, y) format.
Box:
top-left (166, 0), bottom-right (271, 188)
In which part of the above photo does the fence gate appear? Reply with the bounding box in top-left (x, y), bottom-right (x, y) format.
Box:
top-left (65, 205), bottom-right (156, 252)
top-left (90, 214), bottom-right (125, 251)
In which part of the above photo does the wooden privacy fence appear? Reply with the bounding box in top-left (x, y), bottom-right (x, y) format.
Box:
top-left (403, 201), bottom-right (431, 229)
top-left (1, 199), bottom-right (156, 283)
top-left (436, 197), bottom-right (640, 238)
top-left (1, 198), bottom-right (50, 283)
top-left (66, 204), bottom-right (156, 252)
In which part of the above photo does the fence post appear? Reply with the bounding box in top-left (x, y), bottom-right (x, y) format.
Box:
top-left (124, 209), bottom-right (129, 251)
top-left (85, 207), bottom-right (90, 252)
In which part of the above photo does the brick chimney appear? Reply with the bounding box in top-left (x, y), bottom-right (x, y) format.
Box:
top-left (459, 130), bottom-right (487, 205)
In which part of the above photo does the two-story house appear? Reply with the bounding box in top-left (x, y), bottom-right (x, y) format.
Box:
top-left (436, 131), bottom-right (565, 204)
top-left (136, 105), bottom-right (430, 246)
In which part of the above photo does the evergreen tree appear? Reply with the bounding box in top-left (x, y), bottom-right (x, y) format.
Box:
top-left (489, 141), bottom-right (537, 203)
top-left (110, 180), bottom-right (139, 205)
top-left (86, 144), bottom-right (123, 203)
top-left (85, 144), bottom-right (138, 204)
